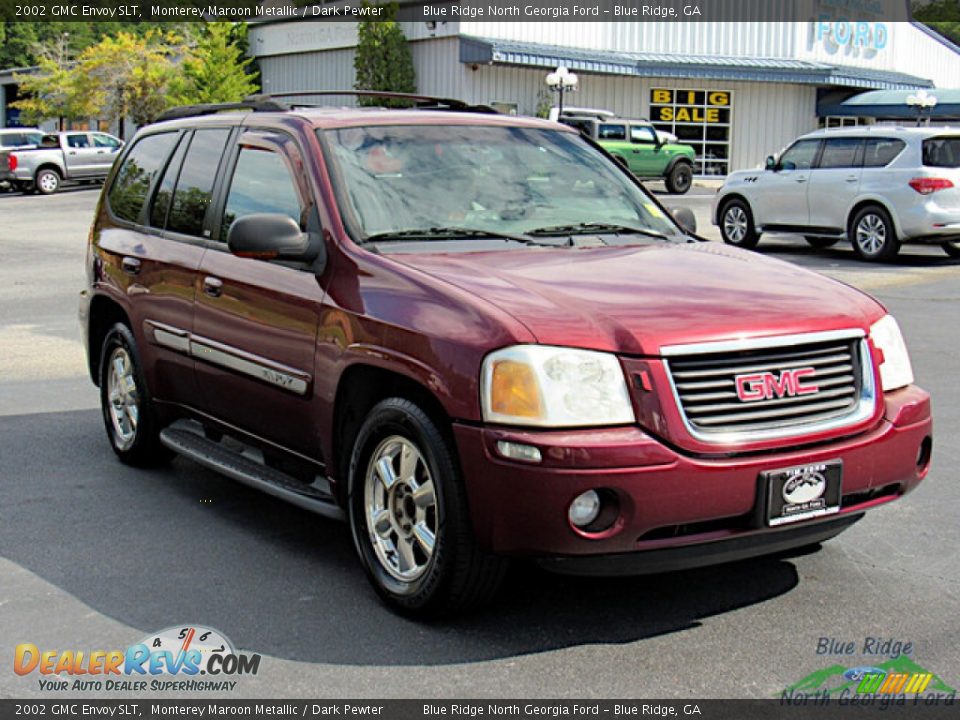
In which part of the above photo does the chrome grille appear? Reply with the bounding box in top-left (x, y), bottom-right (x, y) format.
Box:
top-left (665, 335), bottom-right (871, 439)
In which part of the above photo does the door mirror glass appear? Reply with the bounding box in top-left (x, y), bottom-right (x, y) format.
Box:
top-left (227, 213), bottom-right (317, 262)
top-left (765, 155), bottom-right (777, 171)
top-left (670, 206), bottom-right (697, 234)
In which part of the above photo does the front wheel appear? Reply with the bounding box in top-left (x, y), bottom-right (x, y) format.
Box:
top-left (665, 162), bottom-right (693, 194)
top-left (35, 168), bottom-right (61, 195)
top-left (348, 398), bottom-right (506, 617)
top-left (850, 206), bottom-right (899, 262)
top-left (99, 323), bottom-right (171, 466)
top-left (942, 240), bottom-right (960, 259)
top-left (719, 199), bottom-right (760, 249)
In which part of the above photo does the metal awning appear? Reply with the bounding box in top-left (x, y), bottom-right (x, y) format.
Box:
top-left (818, 88), bottom-right (960, 118)
top-left (459, 36), bottom-right (933, 91)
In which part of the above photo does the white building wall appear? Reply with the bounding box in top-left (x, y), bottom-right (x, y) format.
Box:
top-left (258, 37), bottom-right (818, 173)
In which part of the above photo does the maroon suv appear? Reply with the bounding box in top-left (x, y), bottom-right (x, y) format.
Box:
top-left (79, 96), bottom-right (932, 617)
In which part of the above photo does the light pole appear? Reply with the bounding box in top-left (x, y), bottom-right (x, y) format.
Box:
top-left (545, 66), bottom-right (578, 118)
top-left (906, 89), bottom-right (937, 127)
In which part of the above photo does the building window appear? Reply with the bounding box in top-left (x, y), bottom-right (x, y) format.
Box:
top-left (650, 88), bottom-right (732, 176)
top-left (819, 116), bottom-right (868, 128)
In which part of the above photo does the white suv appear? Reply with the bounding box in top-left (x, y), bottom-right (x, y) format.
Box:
top-left (712, 126), bottom-right (960, 261)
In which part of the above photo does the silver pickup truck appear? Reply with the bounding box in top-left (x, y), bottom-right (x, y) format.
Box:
top-left (5, 131), bottom-right (123, 194)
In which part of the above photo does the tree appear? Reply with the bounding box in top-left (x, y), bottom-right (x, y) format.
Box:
top-left (913, 0), bottom-right (960, 45)
top-left (353, 1), bottom-right (416, 107)
top-left (12, 34), bottom-right (94, 129)
top-left (168, 23), bottom-right (259, 106)
top-left (71, 29), bottom-right (184, 137)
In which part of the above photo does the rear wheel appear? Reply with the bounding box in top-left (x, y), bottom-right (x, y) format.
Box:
top-left (35, 168), bottom-right (61, 195)
top-left (850, 205), bottom-right (899, 262)
top-left (665, 162), bottom-right (693, 194)
top-left (719, 199), bottom-right (760, 249)
top-left (942, 240), bottom-right (960, 259)
top-left (99, 323), bottom-right (171, 466)
top-left (805, 236), bottom-right (839, 249)
top-left (348, 398), bottom-right (507, 617)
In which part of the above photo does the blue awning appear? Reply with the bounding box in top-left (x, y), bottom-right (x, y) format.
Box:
top-left (818, 88), bottom-right (960, 118)
top-left (459, 36), bottom-right (933, 91)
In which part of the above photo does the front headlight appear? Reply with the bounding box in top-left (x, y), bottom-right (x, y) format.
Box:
top-left (869, 315), bottom-right (914, 392)
top-left (481, 345), bottom-right (635, 427)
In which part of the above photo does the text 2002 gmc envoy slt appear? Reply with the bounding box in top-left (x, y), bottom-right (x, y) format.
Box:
top-left (80, 95), bottom-right (932, 617)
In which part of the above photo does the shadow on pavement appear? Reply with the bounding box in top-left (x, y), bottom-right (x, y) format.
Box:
top-left (1, 409), bottom-right (801, 666)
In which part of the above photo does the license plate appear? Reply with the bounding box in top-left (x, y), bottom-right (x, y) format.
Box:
top-left (764, 460), bottom-right (842, 527)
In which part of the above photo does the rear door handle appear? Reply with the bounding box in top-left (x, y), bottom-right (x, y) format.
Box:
top-left (121, 257), bottom-right (141, 275)
top-left (795, 177), bottom-right (808, 183)
top-left (203, 276), bottom-right (223, 298)
top-left (846, 176), bottom-right (858, 182)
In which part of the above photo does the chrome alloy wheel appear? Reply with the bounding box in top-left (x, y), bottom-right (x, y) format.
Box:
top-left (38, 172), bottom-right (59, 193)
top-left (855, 213), bottom-right (887, 256)
top-left (364, 435), bottom-right (438, 582)
top-left (106, 347), bottom-right (139, 450)
top-left (723, 206), bottom-right (748, 243)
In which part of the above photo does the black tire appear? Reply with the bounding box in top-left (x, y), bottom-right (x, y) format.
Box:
top-left (348, 398), bottom-right (507, 617)
top-left (941, 240), bottom-right (960, 259)
top-left (665, 162), bottom-right (693, 194)
top-left (17, 181), bottom-right (35, 194)
top-left (35, 168), bottom-right (61, 195)
top-left (850, 205), bottom-right (900, 262)
top-left (98, 323), bottom-right (171, 466)
top-left (719, 198), bottom-right (760, 249)
top-left (805, 236), bottom-right (839, 249)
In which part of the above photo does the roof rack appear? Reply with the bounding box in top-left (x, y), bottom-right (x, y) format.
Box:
top-left (155, 95), bottom-right (290, 122)
top-left (263, 90), bottom-right (500, 114)
top-left (155, 91), bottom-right (499, 123)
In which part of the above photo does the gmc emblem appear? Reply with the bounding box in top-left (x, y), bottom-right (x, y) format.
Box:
top-left (735, 367), bottom-right (819, 402)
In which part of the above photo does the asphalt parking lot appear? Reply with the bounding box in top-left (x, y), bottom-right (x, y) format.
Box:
top-left (1, 186), bottom-right (958, 699)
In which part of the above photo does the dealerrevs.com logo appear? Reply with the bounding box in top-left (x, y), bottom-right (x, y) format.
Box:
top-left (14, 625), bottom-right (261, 693)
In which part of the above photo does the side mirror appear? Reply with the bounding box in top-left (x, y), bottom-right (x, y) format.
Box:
top-left (765, 155), bottom-right (777, 171)
top-left (227, 213), bottom-right (318, 263)
top-left (670, 206), bottom-right (697, 234)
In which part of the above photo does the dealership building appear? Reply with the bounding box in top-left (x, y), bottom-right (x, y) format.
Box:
top-left (248, 12), bottom-right (960, 175)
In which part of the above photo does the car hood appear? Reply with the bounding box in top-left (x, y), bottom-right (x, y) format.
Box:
top-left (390, 242), bottom-right (884, 355)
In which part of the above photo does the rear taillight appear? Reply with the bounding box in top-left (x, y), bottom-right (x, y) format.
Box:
top-left (7, 154), bottom-right (16, 171)
top-left (909, 177), bottom-right (954, 194)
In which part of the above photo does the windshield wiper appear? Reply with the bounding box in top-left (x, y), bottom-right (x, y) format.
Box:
top-left (525, 221), bottom-right (670, 241)
top-left (361, 227), bottom-right (564, 247)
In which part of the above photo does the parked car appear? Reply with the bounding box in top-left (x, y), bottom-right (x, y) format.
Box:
top-left (0, 128), bottom-right (44, 191)
top-left (713, 126), bottom-right (960, 260)
top-left (7, 130), bottom-right (123, 194)
top-left (557, 109), bottom-right (697, 194)
top-left (80, 95), bottom-right (931, 617)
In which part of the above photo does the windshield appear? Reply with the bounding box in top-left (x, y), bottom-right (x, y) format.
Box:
top-left (322, 124), bottom-right (680, 249)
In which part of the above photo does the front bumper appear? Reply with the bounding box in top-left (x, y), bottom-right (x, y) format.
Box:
top-left (453, 385), bottom-right (931, 567)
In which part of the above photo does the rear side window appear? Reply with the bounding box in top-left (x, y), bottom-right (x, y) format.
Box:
top-left (66, 134), bottom-right (90, 149)
top-left (220, 147), bottom-right (303, 242)
top-left (863, 138), bottom-right (905, 168)
top-left (599, 124), bottom-right (627, 141)
top-left (149, 134), bottom-right (189, 229)
top-left (818, 137), bottom-right (862, 169)
top-left (109, 132), bottom-right (179, 223)
top-left (923, 137), bottom-right (960, 168)
top-left (0, 133), bottom-right (23, 147)
top-left (166, 129), bottom-right (230, 237)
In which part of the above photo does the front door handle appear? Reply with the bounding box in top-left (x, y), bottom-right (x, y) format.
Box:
top-left (121, 257), bottom-right (141, 275)
top-left (846, 176), bottom-right (858, 182)
top-left (795, 177), bottom-right (808, 183)
top-left (203, 276), bottom-right (223, 298)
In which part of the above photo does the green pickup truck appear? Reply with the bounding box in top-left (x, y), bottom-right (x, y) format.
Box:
top-left (558, 112), bottom-right (696, 194)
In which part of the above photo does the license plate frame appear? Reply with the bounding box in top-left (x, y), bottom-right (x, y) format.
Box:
top-left (764, 460), bottom-right (842, 527)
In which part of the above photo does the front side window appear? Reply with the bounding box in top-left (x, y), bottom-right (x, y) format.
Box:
top-left (221, 147), bottom-right (303, 242)
top-left (630, 126), bottom-right (658, 144)
top-left (108, 132), bottom-right (179, 223)
top-left (93, 133), bottom-right (121, 149)
top-left (779, 139), bottom-right (820, 170)
top-left (818, 137), bottom-right (862, 169)
top-left (166, 129), bottom-right (230, 237)
top-left (922, 136), bottom-right (960, 168)
top-left (863, 138), bottom-right (906, 168)
top-left (323, 124), bottom-right (680, 248)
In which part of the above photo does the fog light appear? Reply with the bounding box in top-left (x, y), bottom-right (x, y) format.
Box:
top-left (496, 440), bottom-right (542, 463)
top-left (568, 490), bottom-right (601, 528)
